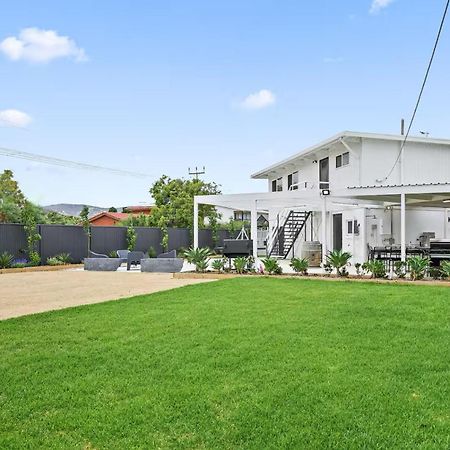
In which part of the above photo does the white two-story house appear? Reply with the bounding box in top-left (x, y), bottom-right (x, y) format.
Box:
top-left (194, 131), bottom-right (450, 265)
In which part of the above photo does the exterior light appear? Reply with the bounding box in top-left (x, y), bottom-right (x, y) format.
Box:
top-left (321, 189), bottom-right (330, 196)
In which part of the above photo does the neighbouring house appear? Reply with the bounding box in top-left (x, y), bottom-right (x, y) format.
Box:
top-left (89, 205), bottom-right (153, 226)
top-left (194, 131), bottom-right (450, 266)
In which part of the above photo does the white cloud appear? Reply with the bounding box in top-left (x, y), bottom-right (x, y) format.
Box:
top-left (0, 28), bottom-right (87, 63)
top-left (239, 89), bottom-right (276, 110)
top-left (370, 0), bottom-right (394, 14)
top-left (0, 109), bottom-right (32, 128)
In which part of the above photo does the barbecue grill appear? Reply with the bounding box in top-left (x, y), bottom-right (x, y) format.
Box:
top-left (222, 239), bottom-right (253, 258)
top-left (429, 239), bottom-right (450, 266)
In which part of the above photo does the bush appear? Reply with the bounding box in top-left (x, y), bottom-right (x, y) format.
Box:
top-left (322, 262), bottom-right (333, 275)
top-left (326, 250), bottom-right (352, 277)
top-left (56, 253), bottom-right (71, 264)
top-left (407, 256), bottom-right (429, 281)
top-left (261, 257), bottom-right (282, 275)
top-left (28, 251), bottom-right (41, 267)
top-left (147, 246), bottom-right (157, 258)
top-left (126, 225), bottom-right (137, 251)
top-left (394, 261), bottom-right (407, 279)
top-left (183, 247), bottom-right (212, 272)
top-left (233, 257), bottom-right (248, 274)
top-left (211, 258), bottom-right (226, 273)
top-left (364, 260), bottom-right (387, 279)
top-left (0, 251), bottom-right (14, 269)
top-left (429, 266), bottom-right (442, 280)
top-left (440, 260), bottom-right (450, 279)
top-left (108, 251), bottom-right (118, 258)
top-left (290, 257), bottom-right (309, 275)
top-left (354, 262), bottom-right (363, 276)
top-left (47, 257), bottom-right (64, 266)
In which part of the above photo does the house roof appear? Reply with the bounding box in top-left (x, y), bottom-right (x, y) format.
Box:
top-left (89, 212), bottom-right (140, 222)
top-left (251, 131), bottom-right (450, 179)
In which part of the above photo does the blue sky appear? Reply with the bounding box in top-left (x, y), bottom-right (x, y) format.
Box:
top-left (1, 0), bottom-right (449, 207)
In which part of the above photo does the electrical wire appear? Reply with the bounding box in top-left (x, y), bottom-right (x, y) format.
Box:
top-left (0, 146), bottom-right (153, 179)
top-left (381, 0), bottom-right (450, 182)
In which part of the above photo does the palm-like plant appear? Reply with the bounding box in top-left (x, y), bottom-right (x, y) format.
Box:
top-left (326, 250), bottom-right (352, 276)
top-left (211, 258), bottom-right (226, 273)
top-left (440, 260), bottom-right (450, 279)
top-left (261, 257), bottom-right (282, 275)
top-left (407, 256), bottom-right (429, 281)
top-left (364, 260), bottom-right (386, 279)
top-left (290, 257), bottom-right (309, 275)
top-left (183, 247), bottom-right (212, 272)
top-left (233, 257), bottom-right (248, 274)
top-left (0, 251), bottom-right (14, 269)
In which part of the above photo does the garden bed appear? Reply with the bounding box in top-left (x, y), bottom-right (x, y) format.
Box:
top-left (0, 263), bottom-right (83, 275)
top-left (174, 271), bottom-right (450, 286)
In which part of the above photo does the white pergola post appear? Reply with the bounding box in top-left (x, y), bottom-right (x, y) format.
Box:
top-left (400, 193), bottom-right (406, 262)
top-left (251, 200), bottom-right (258, 258)
top-left (193, 199), bottom-right (199, 249)
top-left (321, 195), bottom-right (327, 264)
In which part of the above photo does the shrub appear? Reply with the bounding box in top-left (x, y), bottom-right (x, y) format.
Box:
top-left (0, 251), bottom-right (14, 269)
top-left (354, 262), bottom-right (363, 276)
top-left (233, 257), bottom-right (248, 274)
top-left (261, 257), bottom-right (282, 275)
top-left (407, 256), bottom-right (429, 281)
top-left (326, 250), bottom-right (352, 277)
top-left (183, 247), bottom-right (211, 272)
top-left (47, 256), bottom-right (64, 266)
top-left (28, 251), bottom-right (41, 267)
top-left (126, 225), bottom-right (137, 251)
top-left (394, 261), bottom-right (407, 279)
top-left (440, 260), bottom-right (450, 279)
top-left (108, 251), bottom-right (118, 258)
top-left (211, 258), bottom-right (226, 273)
top-left (364, 260), bottom-right (387, 279)
top-left (55, 253), bottom-right (71, 264)
top-left (322, 262), bottom-right (333, 275)
top-left (429, 266), bottom-right (442, 280)
top-left (147, 246), bottom-right (157, 258)
top-left (290, 257), bottom-right (309, 275)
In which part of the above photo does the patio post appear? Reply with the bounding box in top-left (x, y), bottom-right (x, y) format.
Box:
top-left (321, 195), bottom-right (327, 265)
top-left (251, 200), bottom-right (258, 258)
top-left (194, 199), bottom-right (199, 249)
top-left (400, 193), bottom-right (406, 262)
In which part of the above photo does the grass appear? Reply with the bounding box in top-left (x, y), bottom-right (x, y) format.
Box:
top-left (0, 278), bottom-right (449, 449)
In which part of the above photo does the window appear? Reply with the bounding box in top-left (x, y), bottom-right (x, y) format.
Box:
top-left (336, 152), bottom-right (350, 168)
top-left (234, 211), bottom-right (251, 221)
top-left (346, 219), bottom-right (360, 235)
top-left (347, 220), bottom-right (353, 234)
top-left (272, 177), bottom-right (282, 192)
top-left (288, 171), bottom-right (299, 190)
top-left (319, 157), bottom-right (329, 189)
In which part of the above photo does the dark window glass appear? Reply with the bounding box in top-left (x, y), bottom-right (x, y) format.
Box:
top-left (336, 155), bottom-right (342, 168)
top-left (276, 178), bottom-right (283, 192)
top-left (343, 152), bottom-right (350, 165)
top-left (319, 158), bottom-right (329, 189)
top-left (347, 220), bottom-right (353, 234)
top-left (271, 180), bottom-right (277, 192)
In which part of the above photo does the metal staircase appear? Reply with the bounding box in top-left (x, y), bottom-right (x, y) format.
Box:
top-left (268, 210), bottom-right (311, 258)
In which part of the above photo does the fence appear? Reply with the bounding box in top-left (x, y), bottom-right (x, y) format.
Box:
top-left (0, 223), bottom-right (232, 264)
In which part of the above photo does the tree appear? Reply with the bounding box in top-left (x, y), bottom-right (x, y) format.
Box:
top-left (108, 206), bottom-right (117, 212)
top-left (147, 176), bottom-right (221, 249)
top-left (0, 170), bottom-right (26, 223)
top-left (79, 205), bottom-right (91, 251)
top-left (21, 201), bottom-right (42, 265)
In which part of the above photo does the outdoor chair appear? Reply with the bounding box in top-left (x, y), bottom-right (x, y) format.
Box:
top-left (88, 250), bottom-right (108, 258)
top-left (116, 249), bottom-right (130, 264)
top-left (157, 250), bottom-right (177, 258)
top-left (127, 251), bottom-right (146, 271)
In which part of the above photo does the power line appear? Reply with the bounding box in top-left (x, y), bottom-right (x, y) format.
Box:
top-left (0, 146), bottom-right (153, 179)
top-left (381, 0), bottom-right (450, 182)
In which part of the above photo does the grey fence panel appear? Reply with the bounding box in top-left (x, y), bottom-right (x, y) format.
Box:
top-left (198, 229), bottom-right (214, 249)
top-left (168, 228), bottom-right (190, 252)
top-left (134, 227), bottom-right (163, 254)
top-left (0, 223), bottom-right (27, 260)
top-left (39, 224), bottom-right (88, 264)
top-left (90, 226), bottom-right (127, 255)
top-left (216, 229), bottom-right (231, 246)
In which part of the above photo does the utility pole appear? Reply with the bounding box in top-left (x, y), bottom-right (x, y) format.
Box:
top-left (188, 166), bottom-right (205, 180)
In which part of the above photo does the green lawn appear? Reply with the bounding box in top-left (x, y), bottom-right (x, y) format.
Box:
top-left (1, 278), bottom-right (449, 449)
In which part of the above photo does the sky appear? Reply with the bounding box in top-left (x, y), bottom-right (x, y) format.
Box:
top-left (1, 0), bottom-right (450, 207)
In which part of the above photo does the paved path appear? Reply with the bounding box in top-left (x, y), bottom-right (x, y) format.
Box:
top-left (0, 270), bottom-right (213, 320)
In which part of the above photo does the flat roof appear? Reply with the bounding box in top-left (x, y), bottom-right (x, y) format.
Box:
top-left (251, 131), bottom-right (450, 179)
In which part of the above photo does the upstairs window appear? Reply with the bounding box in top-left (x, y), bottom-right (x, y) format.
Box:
top-left (234, 211), bottom-right (251, 221)
top-left (272, 177), bottom-right (283, 192)
top-left (288, 171), bottom-right (299, 190)
top-left (336, 151), bottom-right (350, 168)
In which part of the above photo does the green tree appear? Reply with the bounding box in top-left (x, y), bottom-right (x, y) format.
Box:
top-left (148, 175), bottom-right (221, 229)
top-left (79, 206), bottom-right (91, 251)
top-left (108, 206), bottom-right (117, 212)
top-left (0, 170), bottom-right (26, 223)
top-left (21, 201), bottom-right (42, 265)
